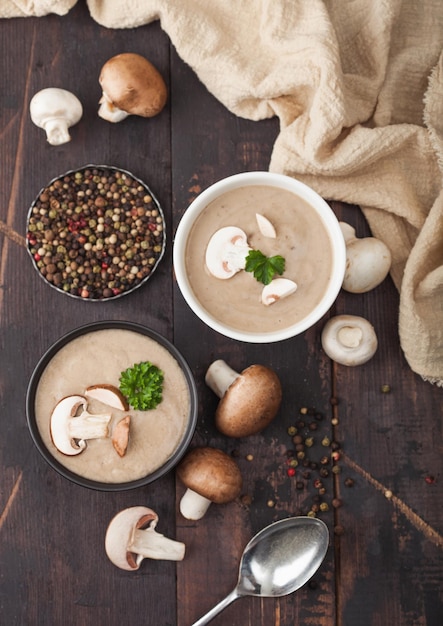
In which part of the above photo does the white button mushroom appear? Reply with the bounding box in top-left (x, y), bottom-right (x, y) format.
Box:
top-left (261, 277), bottom-right (297, 306)
top-left (50, 395), bottom-right (111, 456)
top-left (105, 506), bottom-right (185, 571)
top-left (29, 88), bottom-right (83, 145)
top-left (176, 447), bottom-right (242, 520)
top-left (339, 222), bottom-right (392, 293)
top-left (205, 360), bottom-right (282, 437)
top-left (321, 314), bottom-right (378, 366)
top-left (98, 53), bottom-right (167, 123)
top-left (205, 226), bottom-right (251, 279)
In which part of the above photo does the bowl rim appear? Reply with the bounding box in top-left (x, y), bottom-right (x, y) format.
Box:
top-left (26, 164), bottom-right (166, 302)
top-left (173, 171), bottom-right (346, 343)
top-left (25, 320), bottom-right (198, 491)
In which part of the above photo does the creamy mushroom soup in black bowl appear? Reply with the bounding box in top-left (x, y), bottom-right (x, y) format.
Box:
top-left (26, 321), bottom-right (198, 491)
top-left (173, 172), bottom-right (346, 343)
top-left (26, 165), bottom-right (165, 301)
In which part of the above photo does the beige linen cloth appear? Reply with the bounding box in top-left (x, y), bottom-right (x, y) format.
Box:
top-left (3, 1), bottom-right (443, 385)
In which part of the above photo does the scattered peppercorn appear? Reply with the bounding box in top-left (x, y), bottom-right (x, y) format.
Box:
top-left (425, 475), bottom-right (436, 484)
top-left (344, 478), bottom-right (355, 487)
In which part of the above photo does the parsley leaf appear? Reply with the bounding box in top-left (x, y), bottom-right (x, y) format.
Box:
top-left (119, 361), bottom-right (164, 411)
top-left (244, 250), bottom-right (286, 285)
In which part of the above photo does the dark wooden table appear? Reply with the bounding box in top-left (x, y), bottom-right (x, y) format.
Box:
top-left (1, 3), bottom-right (442, 625)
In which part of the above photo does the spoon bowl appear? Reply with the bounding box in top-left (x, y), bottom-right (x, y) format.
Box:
top-left (191, 516), bottom-right (329, 625)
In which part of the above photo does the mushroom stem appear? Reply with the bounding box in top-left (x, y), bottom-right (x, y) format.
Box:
top-left (179, 488), bottom-right (212, 520)
top-left (337, 325), bottom-right (363, 348)
top-left (130, 527), bottom-right (186, 562)
top-left (205, 359), bottom-right (240, 398)
top-left (98, 93), bottom-right (129, 123)
top-left (43, 118), bottom-right (72, 146)
top-left (68, 409), bottom-right (111, 441)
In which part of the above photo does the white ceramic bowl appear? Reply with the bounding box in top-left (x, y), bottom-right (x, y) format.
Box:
top-left (173, 172), bottom-right (346, 343)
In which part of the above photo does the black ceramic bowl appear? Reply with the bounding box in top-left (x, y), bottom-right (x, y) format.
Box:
top-left (26, 321), bottom-right (198, 491)
top-left (26, 165), bottom-right (166, 301)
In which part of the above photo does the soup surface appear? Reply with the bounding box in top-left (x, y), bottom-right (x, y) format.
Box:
top-left (185, 185), bottom-right (334, 333)
top-left (35, 328), bottom-right (191, 483)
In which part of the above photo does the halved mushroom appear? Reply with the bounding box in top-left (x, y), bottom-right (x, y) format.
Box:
top-left (261, 277), bottom-right (297, 305)
top-left (30, 87), bottom-right (83, 145)
top-left (85, 384), bottom-right (129, 411)
top-left (50, 395), bottom-right (111, 456)
top-left (105, 506), bottom-right (185, 571)
top-left (256, 213), bottom-right (276, 238)
top-left (177, 447), bottom-right (242, 520)
top-left (205, 226), bottom-right (251, 279)
top-left (321, 314), bottom-right (378, 366)
top-left (98, 53), bottom-right (167, 123)
top-left (205, 360), bottom-right (282, 437)
top-left (340, 222), bottom-right (392, 293)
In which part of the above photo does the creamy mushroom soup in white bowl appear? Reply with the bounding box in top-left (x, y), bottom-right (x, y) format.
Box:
top-left (173, 172), bottom-right (346, 342)
top-left (26, 321), bottom-right (198, 491)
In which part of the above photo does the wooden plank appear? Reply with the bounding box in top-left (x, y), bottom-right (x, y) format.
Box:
top-left (332, 203), bottom-right (443, 625)
top-left (0, 4), bottom-right (177, 625)
top-left (170, 47), bottom-right (337, 626)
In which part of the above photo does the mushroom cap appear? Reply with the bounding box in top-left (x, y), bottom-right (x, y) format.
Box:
top-left (105, 506), bottom-right (158, 571)
top-left (215, 364), bottom-right (282, 437)
top-left (30, 88), bottom-right (83, 127)
top-left (176, 447), bottom-right (242, 504)
top-left (50, 395), bottom-right (88, 456)
top-left (99, 53), bottom-right (167, 118)
top-left (321, 314), bottom-right (378, 366)
top-left (85, 383), bottom-right (129, 411)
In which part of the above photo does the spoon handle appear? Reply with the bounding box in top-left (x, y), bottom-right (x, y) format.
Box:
top-left (190, 589), bottom-right (240, 626)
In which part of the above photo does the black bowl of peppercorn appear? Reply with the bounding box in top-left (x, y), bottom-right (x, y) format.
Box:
top-left (26, 165), bottom-right (166, 301)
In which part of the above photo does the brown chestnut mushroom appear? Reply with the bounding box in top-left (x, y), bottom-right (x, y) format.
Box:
top-left (105, 506), bottom-right (185, 571)
top-left (205, 360), bottom-right (282, 437)
top-left (98, 52), bottom-right (167, 123)
top-left (177, 447), bottom-right (242, 520)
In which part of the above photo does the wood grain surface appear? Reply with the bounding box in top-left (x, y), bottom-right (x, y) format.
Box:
top-left (0, 3), bottom-right (442, 625)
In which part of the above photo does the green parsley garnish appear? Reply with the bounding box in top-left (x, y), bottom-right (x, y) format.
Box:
top-left (119, 361), bottom-right (164, 411)
top-left (244, 250), bottom-right (286, 285)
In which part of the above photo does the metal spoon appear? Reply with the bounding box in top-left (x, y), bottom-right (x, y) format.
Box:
top-left (191, 516), bottom-right (329, 626)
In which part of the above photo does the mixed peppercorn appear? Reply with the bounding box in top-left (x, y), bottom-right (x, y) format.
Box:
top-left (26, 167), bottom-right (165, 300)
top-left (281, 406), bottom-right (346, 521)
